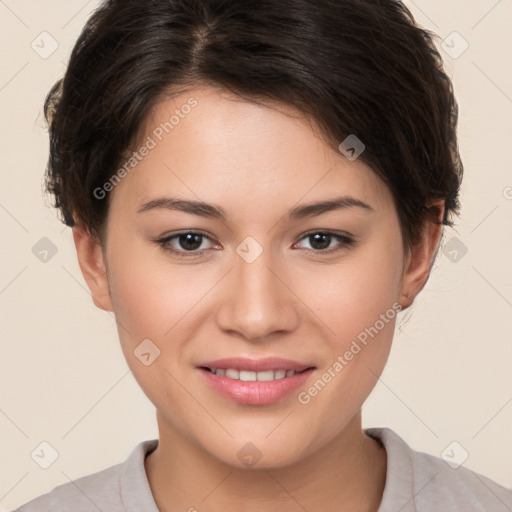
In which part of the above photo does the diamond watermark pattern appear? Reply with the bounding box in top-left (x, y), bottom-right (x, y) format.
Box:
top-left (31, 441), bottom-right (59, 469)
top-left (236, 236), bottom-right (263, 264)
top-left (441, 441), bottom-right (469, 469)
top-left (134, 338), bottom-right (161, 366)
top-left (338, 134), bottom-right (365, 161)
top-left (32, 237), bottom-right (58, 263)
top-left (237, 442), bottom-right (262, 467)
top-left (441, 31), bottom-right (469, 59)
top-left (31, 31), bottom-right (59, 59)
top-left (442, 237), bottom-right (468, 263)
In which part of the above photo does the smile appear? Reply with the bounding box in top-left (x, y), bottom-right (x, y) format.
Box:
top-left (202, 367), bottom-right (308, 381)
top-left (197, 357), bottom-right (316, 405)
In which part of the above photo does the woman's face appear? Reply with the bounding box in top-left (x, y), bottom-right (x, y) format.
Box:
top-left (82, 86), bottom-right (415, 468)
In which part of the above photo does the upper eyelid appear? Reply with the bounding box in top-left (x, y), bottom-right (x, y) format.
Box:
top-left (158, 230), bottom-right (215, 244)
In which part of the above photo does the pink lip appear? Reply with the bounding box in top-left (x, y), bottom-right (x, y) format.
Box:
top-left (198, 357), bottom-right (313, 373)
top-left (196, 357), bottom-right (316, 406)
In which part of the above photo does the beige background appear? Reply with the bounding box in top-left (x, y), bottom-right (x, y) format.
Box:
top-left (1, 0), bottom-right (511, 509)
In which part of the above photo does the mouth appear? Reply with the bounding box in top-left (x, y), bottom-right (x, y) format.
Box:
top-left (197, 356), bottom-right (315, 378)
top-left (196, 357), bottom-right (316, 405)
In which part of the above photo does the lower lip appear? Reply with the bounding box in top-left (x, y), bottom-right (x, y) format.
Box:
top-left (198, 368), bottom-right (315, 405)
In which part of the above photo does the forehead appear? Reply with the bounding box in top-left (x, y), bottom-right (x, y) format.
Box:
top-left (110, 86), bottom-right (392, 216)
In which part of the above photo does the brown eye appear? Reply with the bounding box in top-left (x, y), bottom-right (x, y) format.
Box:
top-left (295, 231), bottom-right (355, 254)
top-left (173, 232), bottom-right (204, 251)
top-left (155, 231), bottom-right (216, 259)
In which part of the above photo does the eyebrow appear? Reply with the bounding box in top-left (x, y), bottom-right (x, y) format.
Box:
top-left (137, 195), bottom-right (374, 221)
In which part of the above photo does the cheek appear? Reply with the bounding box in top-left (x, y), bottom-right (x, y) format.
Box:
top-left (313, 237), bottom-right (403, 338)
top-left (301, 230), bottom-right (404, 409)
top-left (291, 241), bottom-right (403, 434)
top-left (105, 239), bottom-right (202, 407)
top-left (106, 233), bottom-right (206, 339)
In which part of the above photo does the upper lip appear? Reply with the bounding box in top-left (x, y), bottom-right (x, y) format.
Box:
top-left (198, 357), bottom-right (315, 373)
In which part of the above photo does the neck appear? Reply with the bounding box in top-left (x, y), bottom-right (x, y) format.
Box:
top-left (145, 411), bottom-right (387, 512)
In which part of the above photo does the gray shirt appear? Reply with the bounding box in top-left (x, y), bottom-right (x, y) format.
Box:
top-left (14, 427), bottom-right (512, 511)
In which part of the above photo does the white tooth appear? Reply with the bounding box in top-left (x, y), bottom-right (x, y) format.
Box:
top-left (274, 369), bottom-right (286, 379)
top-left (219, 368), bottom-right (296, 381)
top-left (225, 368), bottom-right (239, 379)
top-left (239, 370), bottom-right (257, 381)
top-left (256, 370), bottom-right (275, 381)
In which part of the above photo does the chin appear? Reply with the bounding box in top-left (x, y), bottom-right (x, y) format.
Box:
top-left (201, 433), bottom-right (314, 471)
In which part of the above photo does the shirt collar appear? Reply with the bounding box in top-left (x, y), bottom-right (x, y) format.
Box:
top-left (120, 428), bottom-right (416, 512)
top-left (365, 427), bottom-right (417, 512)
top-left (121, 438), bottom-right (160, 512)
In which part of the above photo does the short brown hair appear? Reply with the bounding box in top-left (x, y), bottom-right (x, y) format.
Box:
top-left (44, 0), bottom-right (463, 249)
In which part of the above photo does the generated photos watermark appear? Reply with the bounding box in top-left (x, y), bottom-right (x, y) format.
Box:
top-left (297, 301), bottom-right (403, 405)
top-left (93, 97), bottom-right (198, 200)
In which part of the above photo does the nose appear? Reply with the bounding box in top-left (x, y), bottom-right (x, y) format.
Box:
top-left (215, 243), bottom-right (300, 342)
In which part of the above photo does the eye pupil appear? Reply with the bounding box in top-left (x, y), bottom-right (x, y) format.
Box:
top-left (310, 233), bottom-right (331, 250)
top-left (179, 233), bottom-right (202, 251)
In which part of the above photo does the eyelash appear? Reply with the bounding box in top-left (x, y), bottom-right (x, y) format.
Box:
top-left (154, 230), bottom-right (355, 259)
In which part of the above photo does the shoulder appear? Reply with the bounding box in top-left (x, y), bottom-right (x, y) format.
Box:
top-left (366, 427), bottom-right (512, 512)
top-left (13, 439), bottom-right (158, 512)
top-left (14, 463), bottom-right (123, 512)
top-left (411, 443), bottom-right (511, 509)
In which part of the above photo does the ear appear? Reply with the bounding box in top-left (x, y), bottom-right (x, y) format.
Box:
top-left (399, 200), bottom-right (445, 310)
top-left (72, 223), bottom-right (114, 312)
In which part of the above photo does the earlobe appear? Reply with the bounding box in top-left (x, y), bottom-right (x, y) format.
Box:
top-left (72, 223), bottom-right (114, 312)
top-left (399, 200), bottom-right (445, 309)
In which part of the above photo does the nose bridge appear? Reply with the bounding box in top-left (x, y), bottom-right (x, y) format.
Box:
top-left (215, 237), bottom-right (298, 340)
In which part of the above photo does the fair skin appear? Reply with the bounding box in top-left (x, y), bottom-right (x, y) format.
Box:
top-left (73, 86), bottom-right (443, 512)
